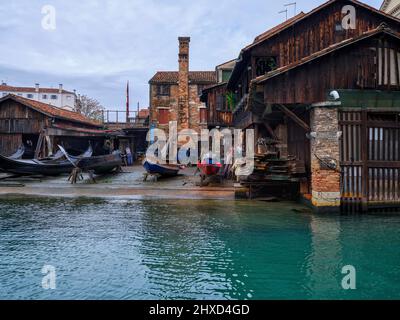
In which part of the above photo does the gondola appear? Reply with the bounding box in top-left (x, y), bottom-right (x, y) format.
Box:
top-left (58, 146), bottom-right (122, 174)
top-left (8, 145), bottom-right (25, 160)
top-left (75, 152), bottom-right (122, 174)
top-left (0, 146), bottom-right (93, 176)
top-left (143, 160), bottom-right (180, 178)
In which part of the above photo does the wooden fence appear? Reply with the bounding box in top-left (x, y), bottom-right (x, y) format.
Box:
top-left (339, 110), bottom-right (400, 213)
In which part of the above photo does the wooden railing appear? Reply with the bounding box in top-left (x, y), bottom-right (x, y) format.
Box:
top-left (208, 111), bottom-right (233, 127)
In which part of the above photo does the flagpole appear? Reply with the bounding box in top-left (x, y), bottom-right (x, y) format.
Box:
top-left (126, 81), bottom-right (130, 123)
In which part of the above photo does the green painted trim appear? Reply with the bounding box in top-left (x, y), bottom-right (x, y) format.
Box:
top-left (335, 90), bottom-right (400, 109)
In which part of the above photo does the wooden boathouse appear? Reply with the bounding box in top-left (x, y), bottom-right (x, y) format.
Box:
top-left (0, 94), bottom-right (110, 158)
top-left (217, 0), bottom-right (400, 212)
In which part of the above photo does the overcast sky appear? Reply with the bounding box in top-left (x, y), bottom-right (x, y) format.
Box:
top-left (0, 0), bottom-right (382, 110)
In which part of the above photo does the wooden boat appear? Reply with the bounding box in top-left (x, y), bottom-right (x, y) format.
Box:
top-left (74, 152), bottom-right (122, 174)
top-left (197, 162), bottom-right (222, 176)
top-left (0, 155), bottom-right (79, 176)
top-left (0, 146), bottom-right (93, 176)
top-left (197, 153), bottom-right (222, 176)
top-left (143, 160), bottom-right (180, 177)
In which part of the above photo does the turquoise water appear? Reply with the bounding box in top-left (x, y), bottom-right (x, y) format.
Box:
top-left (0, 198), bottom-right (399, 300)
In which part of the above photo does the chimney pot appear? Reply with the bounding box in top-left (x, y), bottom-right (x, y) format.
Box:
top-left (59, 84), bottom-right (63, 93)
top-left (35, 83), bottom-right (39, 92)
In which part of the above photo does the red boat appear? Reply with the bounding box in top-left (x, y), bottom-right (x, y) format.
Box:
top-left (197, 162), bottom-right (222, 176)
top-left (197, 153), bottom-right (223, 186)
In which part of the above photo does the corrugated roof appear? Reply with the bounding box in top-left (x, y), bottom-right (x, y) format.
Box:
top-left (0, 94), bottom-right (102, 128)
top-left (149, 71), bottom-right (216, 84)
top-left (0, 84), bottom-right (74, 95)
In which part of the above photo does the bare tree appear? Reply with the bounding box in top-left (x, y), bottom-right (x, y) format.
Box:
top-left (74, 95), bottom-right (105, 121)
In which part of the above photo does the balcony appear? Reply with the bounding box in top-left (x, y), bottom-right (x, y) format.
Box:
top-left (208, 111), bottom-right (233, 128)
top-left (102, 110), bottom-right (149, 129)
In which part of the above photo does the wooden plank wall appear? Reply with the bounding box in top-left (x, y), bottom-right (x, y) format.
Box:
top-left (0, 133), bottom-right (22, 156)
top-left (264, 36), bottom-right (400, 105)
top-left (251, 0), bottom-right (400, 69)
top-left (0, 100), bottom-right (47, 134)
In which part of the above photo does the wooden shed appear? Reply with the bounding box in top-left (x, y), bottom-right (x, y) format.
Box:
top-left (0, 94), bottom-right (108, 158)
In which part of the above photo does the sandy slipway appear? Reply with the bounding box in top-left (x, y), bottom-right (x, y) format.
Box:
top-left (0, 165), bottom-right (236, 200)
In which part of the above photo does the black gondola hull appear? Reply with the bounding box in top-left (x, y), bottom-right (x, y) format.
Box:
top-left (0, 155), bottom-right (75, 176)
top-left (76, 152), bottom-right (122, 174)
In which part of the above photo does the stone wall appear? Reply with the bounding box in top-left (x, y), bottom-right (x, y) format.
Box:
top-left (310, 106), bottom-right (341, 212)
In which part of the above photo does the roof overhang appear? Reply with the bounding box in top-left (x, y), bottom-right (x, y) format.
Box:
top-left (255, 25), bottom-right (400, 84)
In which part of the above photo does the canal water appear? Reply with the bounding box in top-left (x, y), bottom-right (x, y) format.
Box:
top-left (0, 197), bottom-right (399, 300)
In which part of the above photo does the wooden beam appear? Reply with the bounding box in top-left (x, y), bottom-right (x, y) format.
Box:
top-left (276, 104), bottom-right (310, 132)
top-left (262, 122), bottom-right (278, 140)
top-left (34, 131), bottom-right (45, 159)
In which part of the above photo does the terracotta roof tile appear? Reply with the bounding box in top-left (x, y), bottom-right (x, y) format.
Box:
top-left (149, 71), bottom-right (216, 84)
top-left (0, 84), bottom-right (74, 95)
top-left (0, 94), bottom-right (102, 128)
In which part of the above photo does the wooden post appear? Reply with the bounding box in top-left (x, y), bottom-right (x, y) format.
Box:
top-left (361, 110), bottom-right (368, 212)
top-left (35, 131), bottom-right (45, 159)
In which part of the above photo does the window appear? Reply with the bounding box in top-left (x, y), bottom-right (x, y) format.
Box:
top-left (42, 94), bottom-right (48, 99)
top-left (2, 93), bottom-right (8, 97)
top-left (51, 95), bottom-right (58, 100)
top-left (216, 94), bottom-right (226, 111)
top-left (197, 85), bottom-right (206, 96)
top-left (222, 70), bottom-right (232, 82)
top-left (27, 94), bottom-right (34, 98)
top-left (17, 93), bottom-right (22, 96)
top-left (156, 85), bottom-right (170, 97)
top-left (66, 95), bottom-right (71, 100)
top-left (200, 108), bottom-right (207, 124)
top-left (158, 109), bottom-right (169, 125)
top-left (255, 56), bottom-right (277, 77)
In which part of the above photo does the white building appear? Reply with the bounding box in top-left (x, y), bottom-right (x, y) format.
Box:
top-left (0, 83), bottom-right (77, 110)
top-left (381, 0), bottom-right (400, 18)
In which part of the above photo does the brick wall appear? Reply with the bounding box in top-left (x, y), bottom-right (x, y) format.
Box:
top-left (310, 106), bottom-right (341, 212)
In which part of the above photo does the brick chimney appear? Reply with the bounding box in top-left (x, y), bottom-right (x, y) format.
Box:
top-left (178, 37), bottom-right (190, 130)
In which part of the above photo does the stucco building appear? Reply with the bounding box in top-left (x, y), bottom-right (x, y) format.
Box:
top-left (0, 83), bottom-right (77, 110)
top-left (381, 0), bottom-right (400, 17)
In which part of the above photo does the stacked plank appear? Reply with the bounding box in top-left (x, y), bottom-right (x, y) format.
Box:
top-left (241, 154), bottom-right (306, 182)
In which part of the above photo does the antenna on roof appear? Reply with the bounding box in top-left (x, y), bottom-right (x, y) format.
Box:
top-left (285, 2), bottom-right (297, 17)
top-left (279, 9), bottom-right (288, 21)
